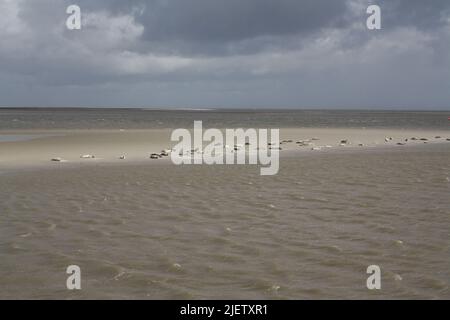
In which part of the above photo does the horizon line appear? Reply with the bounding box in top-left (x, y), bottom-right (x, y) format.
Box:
top-left (1, 106), bottom-right (450, 112)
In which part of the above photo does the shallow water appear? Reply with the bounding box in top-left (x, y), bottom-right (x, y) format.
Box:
top-left (1, 108), bottom-right (450, 130)
top-left (1, 145), bottom-right (449, 299)
top-left (0, 135), bottom-right (50, 143)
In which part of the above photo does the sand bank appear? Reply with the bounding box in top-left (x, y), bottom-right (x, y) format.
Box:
top-left (0, 128), bottom-right (449, 170)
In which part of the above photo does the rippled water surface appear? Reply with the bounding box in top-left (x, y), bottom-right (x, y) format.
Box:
top-left (1, 108), bottom-right (450, 130)
top-left (1, 145), bottom-right (449, 299)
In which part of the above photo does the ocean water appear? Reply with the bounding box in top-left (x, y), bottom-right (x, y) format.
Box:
top-left (0, 135), bottom-right (53, 142)
top-left (0, 144), bottom-right (449, 299)
top-left (1, 108), bottom-right (449, 130)
top-left (0, 109), bottom-right (449, 299)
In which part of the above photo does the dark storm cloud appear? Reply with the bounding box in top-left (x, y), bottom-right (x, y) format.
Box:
top-left (57, 0), bottom-right (352, 56)
top-left (138, 0), bottom-right (347, 42)
top-left (79, 0), bottom-right (450, 45)
top-left (75, 0), bottom-right (349, 40)
top-left (0, 0), bottom-right (449, 108)
top-left (379, 0), bottom-right (450, 30)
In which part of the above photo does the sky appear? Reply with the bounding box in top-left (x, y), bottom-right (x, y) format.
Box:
top-left (0, 0), bottom-right (449, 109)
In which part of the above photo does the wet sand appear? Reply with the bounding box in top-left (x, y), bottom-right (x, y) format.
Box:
top-left (1, 128), bottom-right (449, 170)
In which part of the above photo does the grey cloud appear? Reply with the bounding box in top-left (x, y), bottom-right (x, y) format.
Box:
top-left (139, 0), bottom-right (347, 41)
top-left (0, 0), bottom-right (449, 109)
top-left (68, 0), bottom-right (353, 57)
top-left (379, 0), bottom-right (450, 30)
